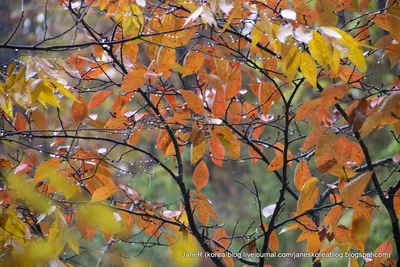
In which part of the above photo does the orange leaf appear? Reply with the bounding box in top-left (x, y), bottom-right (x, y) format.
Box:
top-left (225, 64), bottom-right (242, 100)
top-left (333, 136), bottom-right (354, 165)
top-left (183, 50), bottom-right (204, 75)
top-left (212, 91), bottom-right (226, 118)
top-left (294, 160), bottom-right (312, 191)
top-left (128, 125), bottom-right (143, 146)
top-left (214, 228), bottom-right (229, 248)
top-left (31, 108), bottom-right (47, 130)
top-left (315, 0), bottom-right (337, 26)
top-left (88, 91), bottom-right (113, 109)
top-left (394, 189), bottom-right (400, 219)
top-left (297, 177), bottom-right (319, 213)
top-left (91, 185), bottom-right (118, 202)
top-left (193, 161), bottom-right (209, 191)
top-left (320, 83), bottom-right (350, 106)
top-left (0, 158), bottom-right (13, 168)
top-left (295, 99), bottom-right (322, 121)
top-left (307, 232), bottom-right (323, 253)
top-left (180, 90), bottom-right (205, 115)
top-left (373, 241), bottom-right (392, 264)
top-left (266, 154), bottom-right (284, 172)
top-left (341, 171), bottom-right (374, 206)
top-left (71, 96), bottom-right (88, 125)
top-left (156, 46), bottom-right (176, 72)
top-left (324, 205), bottom-right (345, 228)
top-left (208, 136), bottom-right (224, 167)
top-left (301, 126), bottom-right (329, 151)
top-left (120, 69), bottom-right (147, 92)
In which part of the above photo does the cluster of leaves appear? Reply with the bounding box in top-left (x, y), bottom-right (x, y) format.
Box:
top-left (0, 0), bottom-right (400, 266)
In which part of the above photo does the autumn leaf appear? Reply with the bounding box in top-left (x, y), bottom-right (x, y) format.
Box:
top-left (373, 241), bottom-right (392, 264)
top-left (297, 177), bottom-right (319, 213)
top-left (300, 52), bottom-right (317, 87)
top-left (213, 228), bottom-right (229, 248)
top-left (193, 160), bottom-right (209, 191)
top-left (0, 158), bottom-right (13, 168)
top-left (309, 31), bottom-right (330, 70)
top-left (341, 171), bottom-right (373, 206)
top-left (91, 185), bottom-right (118, 202)
top-left (71, 96), bottom-right (88, 125)
top-left (283, 46), bottom-right (301, 83)
top-left (121, 69), bottom-right (147, 92)
top-left (315, 0), bottom-right (337, 26)
top-left (183, 50), bottom-right (204, 75)
top-left (294, 160), bottom-right (312, 191)
top-left (394, 188), bottom-right (400, 219)
top-left (180, 90), bottom-right (205, 115)
top-left (13, 112), bottom-right (27, 131)
top-left (87, 91), bottom-right (113, 109)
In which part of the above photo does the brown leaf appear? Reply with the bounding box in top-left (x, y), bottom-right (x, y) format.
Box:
top-left (348, 99), bottom-right (368, 133)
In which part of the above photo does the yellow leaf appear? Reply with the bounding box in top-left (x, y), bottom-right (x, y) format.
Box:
top-left (76, 204), bottom-right (121, 235)
top-left (91, 185), bottom-right (118, 202)
top-left (164, 232), bottom-right (200, 267)
top-left (330, 27), bottom-right (366, 73)
top-left (221, 4), bottom-right (240, 32)
top-left (250, 22), bottom-right (264, 49)
top-left (212, 127), bottom-right (241, 160)
top-left (283, 46), bottom-right (301, 83)
top-left (6, 173), bottom-right (51, 213)
top-left (309, 31), bottom-right (330, 70)
top-left (170, 62), bottom-right (191, 77)
top-left (297, 177), bottom-right (319, 213)
top-left (300, 52), bottom-right (317, 87)
top-left (348, 257), bottom-right (358, 267)
top-left (191, 140), bottom-right (206, 165)
top-left (351, 216), bottom-right (370, 244)
top-left (67, 234), bottom-right (80, 255)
